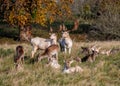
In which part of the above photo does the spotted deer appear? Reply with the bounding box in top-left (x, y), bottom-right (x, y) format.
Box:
top-left (31, 27), bottom-right (57, 58)
top-left (38, 44), bottom-right (59, 63)
top-left (59, 19), bottom-right (79, 54)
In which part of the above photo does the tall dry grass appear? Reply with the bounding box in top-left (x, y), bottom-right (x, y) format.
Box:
top-left (0, 41), bottom-right (120, 86)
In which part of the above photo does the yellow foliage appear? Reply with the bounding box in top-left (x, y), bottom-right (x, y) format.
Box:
top-left (9, 11), bottom-right (15, 24)
top-left (7, 0), bottom-right (73, 26)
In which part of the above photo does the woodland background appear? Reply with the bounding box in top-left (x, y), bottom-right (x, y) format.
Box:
top-left (0, 0), bottom-right (120, 42)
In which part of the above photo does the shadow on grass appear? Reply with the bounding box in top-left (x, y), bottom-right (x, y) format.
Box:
top-left (24, 55), bottom-right (39, 65)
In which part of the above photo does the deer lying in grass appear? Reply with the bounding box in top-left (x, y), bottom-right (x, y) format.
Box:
top-left (81, 45), bottom-right (101, 55)
top-left (38, 44), bottom-right (59, 63)
top-left (81, 50), bottom-right (98, 62)
top-left (46, 56), bottom-right (61, 69)
top-left (31, 28), bottom-right (57, 58)
top-left (100, 47), bottom-right (120, 56)
top-left (100, 49), bottom-right (112, 56)
top-left (14, 45), bottom-right (24, 70)
top-left (59, 19), bottom-right (79, 54)
top-left (110, 48), bottom-right (120, 54)
top-left (63, 59), bottom-right (83, 74)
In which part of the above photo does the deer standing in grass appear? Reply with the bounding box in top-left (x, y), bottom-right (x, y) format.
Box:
top-left (59, 19), bottom-right (79, 54)
top-left (14, 45), bottom-right (24, 70)
top-left (38, 28), bottom-right (60, 63)
top-left (38, 44), bottom-right (59, 62)
top-left (31, 28), bottom-right (57, 58)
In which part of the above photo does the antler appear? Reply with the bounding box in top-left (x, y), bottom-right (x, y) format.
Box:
top-left (59, 19), bottom-right (79, 32)
top-left (59, 24), bottom-right (67, 32)
top-left (62, 24), bottom-right (67, 31)
top-left (49, 27), bottom-right (53, 35)
top-left (50, 27), bottom-right (53, 33)
top-left (59, 25), bottom-right (63, 31)
top-left (71, 19), bottom-right (79, 31)
top-left (66, 19), bottom-right (79, 32)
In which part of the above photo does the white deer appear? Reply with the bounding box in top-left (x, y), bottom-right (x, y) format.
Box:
top-left (59, 19), bottom-right (79, 54)
top-left (63, 59), bottom-right (83, 74)
top-left (47, 56), bottom-right (61, 69)
top-left (31, 27), bottom-right (57, 58)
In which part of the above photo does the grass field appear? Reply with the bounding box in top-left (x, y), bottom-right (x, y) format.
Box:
top-left (0, 41), bottom-right (120, 86)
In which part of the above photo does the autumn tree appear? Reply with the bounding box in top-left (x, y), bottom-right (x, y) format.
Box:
top-left (1, 0), bottom-right (73, 41)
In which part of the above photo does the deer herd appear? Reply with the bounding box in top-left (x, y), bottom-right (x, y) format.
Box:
top-left (14, 20), bottom-right (120, 73)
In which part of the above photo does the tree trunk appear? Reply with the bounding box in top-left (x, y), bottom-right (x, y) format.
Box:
top-left (19, 25), bottom-right (32, 41)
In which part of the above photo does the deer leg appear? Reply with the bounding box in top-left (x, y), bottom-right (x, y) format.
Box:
top-left (31, 46), bottom-right (38, 58)
top-left (48, 55), bottom-right (52, 63)
top-left (68, 48), bottom-right (71, 54)
top-left (64, 47), bottom-right (67, 54)
top-left (38, 54), bottom-right (47, 62)
top-left (55, 52), bottom-right (58, 61)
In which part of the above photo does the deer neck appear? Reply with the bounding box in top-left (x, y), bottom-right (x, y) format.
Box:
top-left (64, 36), bottom-right (71, 40)
top-left (51, 38), bottom-right (57, 45)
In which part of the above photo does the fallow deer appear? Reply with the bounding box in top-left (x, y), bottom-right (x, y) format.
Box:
top-left (110, 48), bottom-right (120, 54)
top-left (81, 50), bottom-right (98, 63)
top-left (14, 45), bottom-right (24, 70)
top-left (46, 56), bottom-right (61, 69)
top-left (59, 19), bottom-right (79, 54)
top-left (63, 59), bottom-right (83, 74)
top-left (81, 45), bottom-right (101, 55)
top-left (100, 49), bottom-right (112, 56)
top-left (38, 44), bottom-right (59, 63)
top-left (31, 27), bottom-right (57, 58)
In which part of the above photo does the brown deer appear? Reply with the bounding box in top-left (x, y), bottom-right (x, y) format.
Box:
top-left (38, 44), bottom-right (59, 63)
top-left (14, 45), bottom-right (24, 70)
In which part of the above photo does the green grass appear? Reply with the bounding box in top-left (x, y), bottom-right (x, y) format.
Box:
top-left (0, 42), bottom-right (120, 86)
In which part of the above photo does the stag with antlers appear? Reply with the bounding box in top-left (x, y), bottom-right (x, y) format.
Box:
top-left (59, 19), bottom-right (79, 54)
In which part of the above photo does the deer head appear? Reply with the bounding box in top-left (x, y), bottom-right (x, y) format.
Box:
top-left (59, 19), bottom-right (79, 38)
top-left (49, 27), bottom-right (57, 40)
top-left (60, 19), bottom-right (79, 32)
